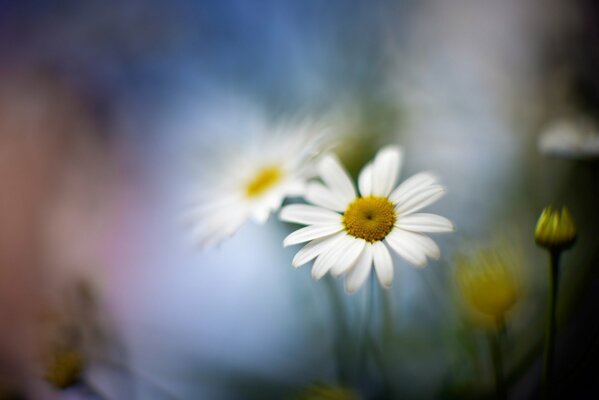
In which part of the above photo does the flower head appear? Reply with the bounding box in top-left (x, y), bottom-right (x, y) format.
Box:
top-left (281, 146), bottom-right (453, 293)
top-left (188, 122), bottom-right (324, 249)
top-left (455, 249), bottom-right (519, 321)
top-left (535, 207), bottom-right (577, 251)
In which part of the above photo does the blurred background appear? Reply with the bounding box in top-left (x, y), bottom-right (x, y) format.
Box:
top-left (0, 0), bottom-right (598, 399)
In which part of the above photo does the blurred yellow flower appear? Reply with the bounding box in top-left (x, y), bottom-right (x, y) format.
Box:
top-left (534, 207), bottom-right (577, 251)
top-left (456, 249), bottom-right (519, 323)
top-left (43, 348), bottom-right (84, 390)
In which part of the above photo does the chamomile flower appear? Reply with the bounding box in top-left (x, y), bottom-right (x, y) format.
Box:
top-left (188, 122), bottom-right (324, 249)
top-left (281, 146), bottom-right (453, 293)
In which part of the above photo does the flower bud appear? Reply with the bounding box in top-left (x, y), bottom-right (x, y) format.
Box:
top-left (535, 207), bottom-right (577, 251)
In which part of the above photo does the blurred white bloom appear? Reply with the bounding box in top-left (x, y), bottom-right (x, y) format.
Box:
top-left (538, 116), bottom-right (599, 158)
top-left (188, 123), bottom-right (324, 249)
top-left (281, 146), bottom-right (454, 293)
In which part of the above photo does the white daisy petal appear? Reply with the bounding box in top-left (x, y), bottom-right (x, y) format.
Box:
top-left (292, 232), bottom-right (345, 268)
top-left (396, 213), bottom-right (454, 233)
top-left (372, 241), bottom-right (394, 288)
top-left (312, 234), bottom-right (356, 280)
top-left (372, 146), bottom-right (403, 197)
top-left (395, 185), bottom-right (446, 216)
top-left (283, 224), bottom-right (343, 247)
top-left (386, 229), bottom-right (441, 267)
top-left (252, 207), bottom-right (271, 224)
top-left (330, 237), bottom-right (366, 277)
top-left (193, 208), bottom-right (249, 249)
top-left (385, 230), bottom-right (428, 267)
top-left (311, 241), bottom-right (347, 280)
top-left (344, 245), bottom-right (373, 293)
top-left (305, 182), bottom-right (349, 212)
top-left (388, 172), bottom-right (438, 205)
top-left (318, 155), bottom-right (357, 202)
top-left (405, 231), bottom-right (440, 259)
top-left (280, 204), bottom-right (342, 225)
top-left (185, 194), bottom-right (241, 219)
top-left (358, 162), bottom-right (374, 197)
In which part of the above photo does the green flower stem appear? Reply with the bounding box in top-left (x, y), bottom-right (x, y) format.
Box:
top-left (543, 249), bottom-right (560, 394)
top-left (357, 273), bottom-right (376, 376)
top-left (489, 316), bottom-right (507, 400)
top-left (324, 276), bottom-right (351, 384)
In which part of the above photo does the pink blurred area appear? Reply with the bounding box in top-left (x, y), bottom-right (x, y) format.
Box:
top-left (0, 65), bottom-right (138, 398)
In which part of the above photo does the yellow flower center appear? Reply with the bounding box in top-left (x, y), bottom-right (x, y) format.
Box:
top-left (245, 166), bottom-right (283, 198)
top-left (343, 196), bottom-right (396, 242)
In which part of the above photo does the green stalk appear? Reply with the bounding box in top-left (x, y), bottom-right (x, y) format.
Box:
top-left (489, 316), bottom-right (507, 400)
top-left (543, 249), bottom-right (560, 395)
top-left (323, 275), bottom-right (350, 384)
top-left (357, 273), bottom-right (376, 377)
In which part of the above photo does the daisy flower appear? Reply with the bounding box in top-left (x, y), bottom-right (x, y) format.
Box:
top-left (280, 146), bottom-right (454, 293)
top-left (188, 121), bottom-right (324, 249)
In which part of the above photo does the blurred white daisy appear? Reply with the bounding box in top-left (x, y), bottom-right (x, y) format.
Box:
top-left (281, 146), bottom-right (454, 293)
top-left (188, 121), bottom-right (324, 249)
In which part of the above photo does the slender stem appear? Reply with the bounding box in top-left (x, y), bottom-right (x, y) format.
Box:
top-left (381, 289), bottom-right (395, 344)
top-left (323, 275), bottom-right (350, 384)
top-left (357, 274), bottom-right (376, 376)
top-left (543, 250), bottom-right (560, 396)
top-left (489, 316), bottom-right (507, 400)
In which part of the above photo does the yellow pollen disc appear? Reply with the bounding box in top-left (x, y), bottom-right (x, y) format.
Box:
top-left (245, 166), bottom-right (283, 198)
top-left (343, 196), bottom-right (396, 242)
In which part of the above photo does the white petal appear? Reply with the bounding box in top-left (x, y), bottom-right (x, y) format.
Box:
top-left (372, 146), bottom-right (403, 196)
top-left (311, 243), bottom-right (344, 280)
top-left (281, 179), bottom-right (307, 197)
top-left (372, 241), bottom-right (394, 288)
top-left (252, 207), bottom-right (271, 224)
top-left (192, 208), bottom-right (249, 249)
top-left (385, 229), bottom-right (441, 267)
top-left (185, 194), bottom-right (240, 219)
top-left (395, 185), bottom-right (446, 216)
top-left (406, 232), bottom-right (441, 260)
top-left (344, 245), bottom-right (373, 293)
top-left (318, 155), bottom-right (356, 202)
top-left (385, 230), bottom-right (428, 267)
top-left (330, 237), bottom-right (367, 277)
top-left (283, 224), bottom-right (343, 247)
top-left (358, 162), bottom-right (373, 196)
top-left (292, 232), bottom-right (344, 268)
top-left (396, 213), bottom-right (454, 233)
top-left (388, 172), bottom-right (438, 204)
top-left (311, 235), bottom-right (360, 279)
top-left (280, 204), bottom-right (342, 225)
top-left (305, 182), bottom-right (349, 212)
